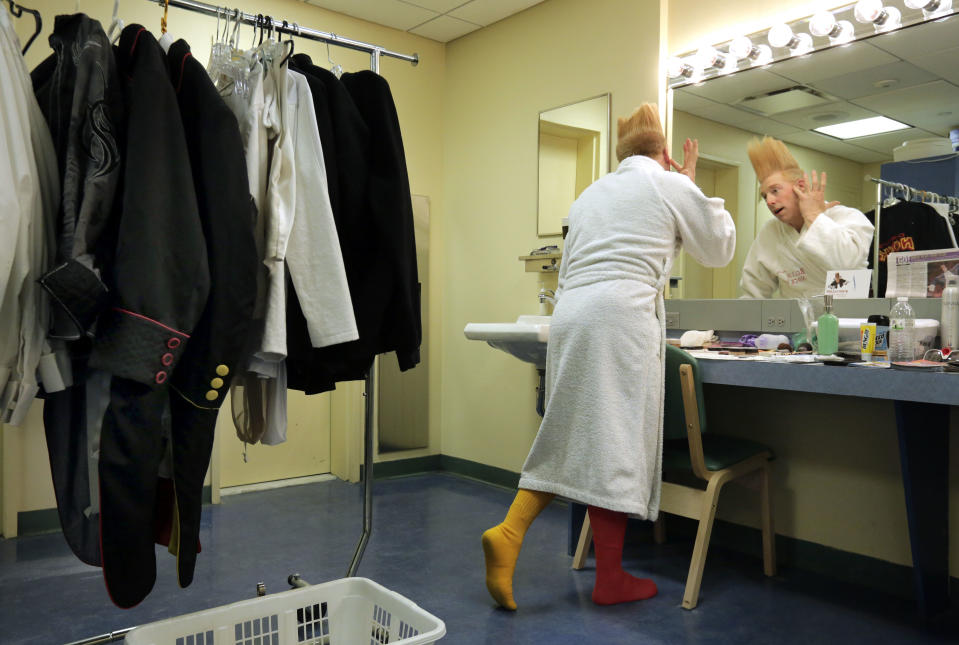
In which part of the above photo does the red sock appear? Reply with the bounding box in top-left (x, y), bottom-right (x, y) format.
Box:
top-left (587, 505), bottom-right (658, 605)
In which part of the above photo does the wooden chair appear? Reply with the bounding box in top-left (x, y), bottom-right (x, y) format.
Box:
top-left (572, 344), bottom-right (776, 609)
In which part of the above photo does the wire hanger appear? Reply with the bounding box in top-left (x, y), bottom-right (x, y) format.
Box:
top-left (326, 40), bottom-right (343, 78)
top-left (4, 0), bottom-right (42, 54)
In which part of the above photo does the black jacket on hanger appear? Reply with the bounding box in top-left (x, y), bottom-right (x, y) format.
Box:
top-left (33, 14), bottom-right (123, 570)
top-left (31, 13), bottom-right (123, 338)
top-left (92, 24), bottom-right (210, 609)
top-left (162, 38), bottom-right (258, 590)
top-left (865, 200), bottom-right (955, 296)
top-left (284, 59), bottom-right (421, 393)
top-left (340, 70), bottom-right (421, 370)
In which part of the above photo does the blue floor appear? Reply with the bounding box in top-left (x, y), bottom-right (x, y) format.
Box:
top-left (1, 472), bottom-right (957, 644)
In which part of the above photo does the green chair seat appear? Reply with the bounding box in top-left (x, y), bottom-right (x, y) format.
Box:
top-left (664, 434), bottom-right (774, 473)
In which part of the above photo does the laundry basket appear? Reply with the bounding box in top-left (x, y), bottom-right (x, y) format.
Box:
top-left (124, 577), bottom-right (445, 644)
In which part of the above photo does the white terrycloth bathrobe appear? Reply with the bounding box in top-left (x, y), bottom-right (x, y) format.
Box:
top-left (519, 155), bottom-right (736, 518)
top-left (739, 205), bottom-right (874, 299)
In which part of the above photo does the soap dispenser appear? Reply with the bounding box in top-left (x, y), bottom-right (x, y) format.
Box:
top-left (817, 294), bottom-right (839, 355)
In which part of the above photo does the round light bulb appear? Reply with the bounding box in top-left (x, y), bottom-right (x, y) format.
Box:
top-left (876, 6), bottom-right (902, 31)
top-left (831, 20), bottom-right (855, 44)
top-left (926, 0), bottom-right (952, 18)
top-left (752, 44), bottom-right (773, 66)
top-left (904, 0), bottom-right (934, 9)
top-left (791, 33), bottom-right (814, 55)
top-left (809, 11), bottom-right (837, 37)
top-left (768, 23), bottom-right (795, 48)
top-left (729, 36), bottom-right (754, 60)
top-left (696, 45), bottom-right (722, 68)
top-left (855, 0), bottom-right (884, 22)
top-left (666, 57), bottom-right (690, 78)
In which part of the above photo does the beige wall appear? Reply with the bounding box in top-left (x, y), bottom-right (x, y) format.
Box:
top-left (440, 0), bottom-right (663, 473)
top-left (2, 0), bottom-right (446, 533)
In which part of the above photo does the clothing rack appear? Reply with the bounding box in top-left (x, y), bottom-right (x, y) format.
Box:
top-left (866, 175), bottom-right (959, 295)
top-left (66, 4), bottom-right (420, 643)
top-left (148, 0), bottom-right (418, 72)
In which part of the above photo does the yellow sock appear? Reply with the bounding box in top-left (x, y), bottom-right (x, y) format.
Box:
top-left (482, 489), bottom-right (555, 610)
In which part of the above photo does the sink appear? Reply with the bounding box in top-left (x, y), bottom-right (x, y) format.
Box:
top-left (464, 315), bottom-right (550, 369)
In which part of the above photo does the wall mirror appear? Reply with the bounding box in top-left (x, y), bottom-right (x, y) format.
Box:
top-left (668, 7), bottom-right (959, 299)
top-left (537, 93), bottom-right (610, 237)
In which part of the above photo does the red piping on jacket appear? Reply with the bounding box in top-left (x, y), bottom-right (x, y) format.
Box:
top-left (113, 307), bottom-right (190, 337)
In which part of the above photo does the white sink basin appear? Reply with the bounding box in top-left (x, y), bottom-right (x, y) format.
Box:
top-left (464, 315), bottom-right (550, 368)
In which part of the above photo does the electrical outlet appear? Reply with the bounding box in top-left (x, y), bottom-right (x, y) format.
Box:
top-left (665, 311), bottom-right (680, 328)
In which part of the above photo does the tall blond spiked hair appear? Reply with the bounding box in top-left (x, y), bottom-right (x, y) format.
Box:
top-left (747, 136), bottom-right (802, 183)
top-left (616, 103), bottom-right (666, 162)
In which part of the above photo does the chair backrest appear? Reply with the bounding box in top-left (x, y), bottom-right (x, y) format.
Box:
top-left (663, 344), bottom-right (707, 440)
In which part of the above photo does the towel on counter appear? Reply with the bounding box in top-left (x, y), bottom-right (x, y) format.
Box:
top-left (679, 329), bottom-right (717, 348)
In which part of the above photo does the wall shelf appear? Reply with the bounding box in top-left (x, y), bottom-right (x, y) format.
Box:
top-left (519, 252), bottom-right (561, 273)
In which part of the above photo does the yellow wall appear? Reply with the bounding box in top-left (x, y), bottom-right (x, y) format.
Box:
top-left (440, 0), bottom-right (663, 473)
top-left (2, 0), bottom-right (446, 532)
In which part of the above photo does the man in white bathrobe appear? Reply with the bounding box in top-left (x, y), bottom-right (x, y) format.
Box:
top-left (740, 136), bottom-right (874, 299)
top-left (481, 104), bottom-right (736, 611)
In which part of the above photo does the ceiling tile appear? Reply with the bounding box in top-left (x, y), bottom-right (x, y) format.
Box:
top-left (778, 131), bottom-right (871, 161)
top-left (854, 80), bottom-right (959, 137)
top-left (910, 45), bottom-right (959, 86)
top-left (410, 15), bottom-right (480, 42)
top-left (867, 15), bottom-right (959, 61)
top-left (772, 101), bottom-right (880, 131)
top-left (769, 41), bottom-right (898, 84)
top-left (806, 62), bottom-right (938, 102)
top-left (450, 0), bottom-right (545, 27)
top-left (304, 0), bottom-right (439, 31)
top-left (400, 0), bottom-right (470, 12)
top-left (844, 128), bottom-right (939, 155)
top-left (682, 68), bottom-right (796, 105)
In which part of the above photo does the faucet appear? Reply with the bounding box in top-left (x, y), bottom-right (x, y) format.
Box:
top-left (538, 287), bottom-right (556, 314)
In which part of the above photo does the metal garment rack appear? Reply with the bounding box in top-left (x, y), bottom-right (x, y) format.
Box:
top-left (65, 3), bottom-right (418, 643)
top-left (867, 175), bottom-right (959, 295)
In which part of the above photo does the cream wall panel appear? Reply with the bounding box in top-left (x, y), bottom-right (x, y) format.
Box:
top-left (440, 0), bottom-right (662, 472)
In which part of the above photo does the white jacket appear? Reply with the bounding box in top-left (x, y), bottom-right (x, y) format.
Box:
top-left (0, 11), bottom-right (63, 425)
top-left (740, 204), bottom-right (874, 299)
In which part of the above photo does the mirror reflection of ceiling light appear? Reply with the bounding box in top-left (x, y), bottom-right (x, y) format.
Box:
top-left (813, 115), bottom-right (911, 139)
top-left (767, 23), bottom-right (814, 54)
top-left (729, 36), bottom-right (772, 65)
top-left (809, 12), bottom-right (857, 43)
top-left (905, 0), bottom-right (953, 19)
top-left (667, 1), bottom-right (958, 88)
top-left (666, 56), bottom-right (696, 79)
top-left (854, 0), bottom-right (904, 30)
top-left (696, 46), bottom-right (738, 74)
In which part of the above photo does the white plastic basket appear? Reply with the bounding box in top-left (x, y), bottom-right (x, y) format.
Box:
top-left (124, 577), bottom-right (445, 645)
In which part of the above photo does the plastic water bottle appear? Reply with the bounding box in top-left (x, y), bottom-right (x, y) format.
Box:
top-left (889, 296), bottom-right (916, 362)
top-left (941, 276), bottom-right (959, 349)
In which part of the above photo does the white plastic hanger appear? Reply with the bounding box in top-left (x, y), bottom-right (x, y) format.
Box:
top-left (105, 0), bottom-right (123, 44)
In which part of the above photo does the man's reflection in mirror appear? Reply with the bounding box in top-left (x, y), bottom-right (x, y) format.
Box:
top-left (739, 136), bottom-right (874, 298)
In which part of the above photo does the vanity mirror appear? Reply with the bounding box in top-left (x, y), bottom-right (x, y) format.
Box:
top-left (537, 93), bottom-right (610, 237)
top-left (667, 4), bottom-right (959, 299)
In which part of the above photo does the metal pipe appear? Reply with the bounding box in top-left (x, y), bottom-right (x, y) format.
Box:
top-left (347, 367), bottom-right (375, 577)
top-left (63, 629), bottom-right (133, 645)
top-left (147, 0), bottom-right (418, 66)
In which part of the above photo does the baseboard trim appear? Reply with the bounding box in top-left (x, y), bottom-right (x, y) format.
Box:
top-left (16, 485), bottom-right (214, 537)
